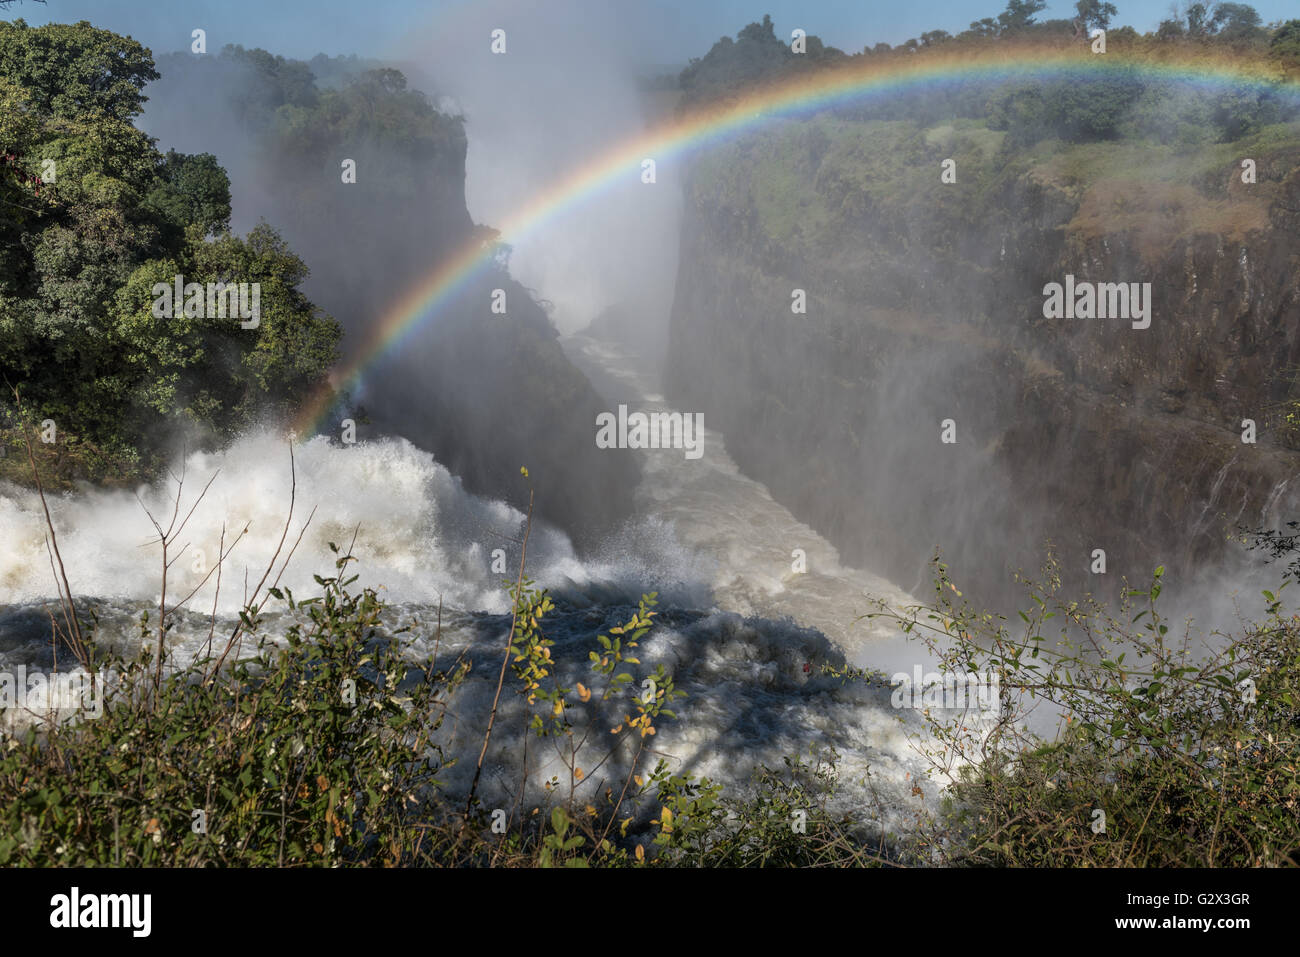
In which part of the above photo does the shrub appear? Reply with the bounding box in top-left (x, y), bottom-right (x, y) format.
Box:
top-left (867, 554), bottom-right (1300, 866)
top-left (0, 545), bottom-right (463, 866)
top-left (0, 462), bottom-right (896, 867)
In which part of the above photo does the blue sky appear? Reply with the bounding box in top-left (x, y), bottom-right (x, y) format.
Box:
top-left (10, 0), bottom-right (1300, 67)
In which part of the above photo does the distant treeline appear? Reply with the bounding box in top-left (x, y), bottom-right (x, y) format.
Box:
top-left (680, 2), bottom-right (1299, 77)
top-left (671, 5), bottom-right (1300, 147)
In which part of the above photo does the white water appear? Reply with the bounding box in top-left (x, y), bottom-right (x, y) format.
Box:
top-left (0, 340), bottom-right (969, 838)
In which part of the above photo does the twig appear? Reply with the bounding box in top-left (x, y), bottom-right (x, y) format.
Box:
top-left (206, 443), bottom-right (304, 682)
top-left (12, 385), bottom-right (89, 668)
top-left (465, 488), bottom-right (534, 821)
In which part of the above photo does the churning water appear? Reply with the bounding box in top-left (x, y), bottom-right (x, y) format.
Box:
top-left (0, 336), bottom-right (976, 835)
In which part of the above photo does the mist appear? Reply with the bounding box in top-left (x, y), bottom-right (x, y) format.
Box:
top-left (131, 3), bottom-right (689, 543)
top-left (139, 0), bottom-right (684, 361)
top-left (394, 0), bottom-right (685, 348)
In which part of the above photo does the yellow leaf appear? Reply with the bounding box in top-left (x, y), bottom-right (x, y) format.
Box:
top-left (552, 699), bottom-right (564, 717)
top-left (635, 844), bottom-right (644, 861)
top-left (633, 775), bottom-right (643, 787)
top-left (576, 682), bottom-right (591, 702)
top-left (574, 767), bottom-right (584, 781)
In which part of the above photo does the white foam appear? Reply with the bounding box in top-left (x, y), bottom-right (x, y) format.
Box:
top-left (0, 431), bottom-right (594, 616)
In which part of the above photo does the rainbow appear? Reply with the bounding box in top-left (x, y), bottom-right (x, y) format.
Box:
top-left (292, 43), bottom-right (1299, 435)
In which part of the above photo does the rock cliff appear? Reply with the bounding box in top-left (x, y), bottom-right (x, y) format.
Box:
top-left (666, 114), bottom-right (1300, 604)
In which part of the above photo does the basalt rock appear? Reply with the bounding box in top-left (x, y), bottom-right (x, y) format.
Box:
top-left (666, 120), bottom-right (1300, 608)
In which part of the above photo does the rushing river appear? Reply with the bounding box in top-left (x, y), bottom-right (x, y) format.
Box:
top-left (0, 333), bottom-right (971, 835)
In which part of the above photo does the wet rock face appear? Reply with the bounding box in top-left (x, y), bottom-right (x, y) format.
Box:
top-left (369, 282), bottom-right (643, 554)
top-left (666, 124), bottom-right (1300, 608)
top-left (143, 52), bottom-right (642, 550)
top-left (333, 134), bottom-right (641, 551)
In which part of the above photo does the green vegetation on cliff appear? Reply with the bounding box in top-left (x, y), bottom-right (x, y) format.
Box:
top-left (0, 20), bottom-right (341, 485)
top-left (679, 8), bottom-right (1300, 263)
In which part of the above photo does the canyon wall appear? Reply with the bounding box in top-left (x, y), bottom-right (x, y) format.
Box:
top-left (665, 115), bottom-right (1300, 605)
top-left (145, 52), bottom-right (640, 546)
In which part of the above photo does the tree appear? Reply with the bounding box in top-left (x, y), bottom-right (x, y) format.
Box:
top-left (1210, 2), bottom-right (1264, 41)
top-left (109, 224), bottom-right (341, 440)
top-left (989, 66), bottom-right (1145, 144)
top-left (1075, 0), bottom-right (1119, 31)
top-left (1165, 2), bottom-right (1263, 41)
top-left (220, 44), bottom-right (319, 127)
top-left (1156, 16), bottom-right (1186, 39)
top-left (1185, 2), bottom-right (1214, 35)
top-left (998, 0), bottom-right (1049, 34)
top-left (679, 14), bottom-right (792, 103)
top-left (0, 20), bottom-right (158, 120)
top-left (0, 77), bottom-right (46, 292)
top-left (738, 14), bottom-right (778, 44)
top-left (1273, 19), bottom-right (1300, 72)
top-left (0, 24), bottom-right (339, 482)
top-left (144, 150), bottom-right (233, 238)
